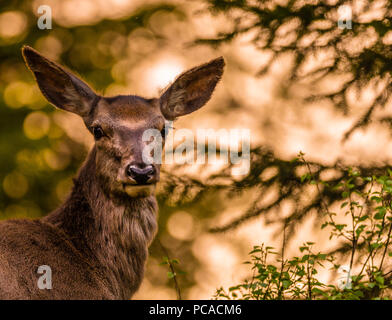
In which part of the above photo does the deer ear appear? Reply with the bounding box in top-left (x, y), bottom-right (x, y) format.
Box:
top-left (159, 57), bottom-right (224, 120)
top-left (22, 46), bottom-right (98, 117)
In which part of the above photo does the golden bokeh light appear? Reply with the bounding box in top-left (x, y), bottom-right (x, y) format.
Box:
top-left (16, 149), bottom-right (46, 173)
top-left (3, 204), bottom-right (27, 220)
top-left (167, 211), bottom-right (196, 241)
top-left (34, 35), bottom-right (63, 59)
top-left (23, 111), bottom-right (51, 140)
top-left (128, 28), bottom-right (157, 55)
top-left (3, 202), bottom-right (42, 219)
top-left (42, 148), bottom-right (70, 171)
top-left (0, 11), bottom-right (27, 39)
top-left (4, 82), bottom-right (35, 109)
top-left (143, 57), bottom-right (184, 95)
top-left (3, 172), bottom-right (29, 199)
top-left (56, 177), bottom-right (73, 202)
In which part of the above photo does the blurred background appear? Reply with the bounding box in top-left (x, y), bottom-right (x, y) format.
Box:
top-left (0, 0), bottom-right (392, 299)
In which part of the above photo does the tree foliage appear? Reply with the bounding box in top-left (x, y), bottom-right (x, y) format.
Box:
top-left (197, 0), bottom-right (392, 139)
top-left (214, 160), bottom-right (392, 299)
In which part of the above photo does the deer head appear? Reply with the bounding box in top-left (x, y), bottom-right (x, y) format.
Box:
top-left (22, 46), bottom-right (224, 199)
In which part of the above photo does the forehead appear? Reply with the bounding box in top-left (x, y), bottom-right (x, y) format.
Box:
top-left (95, 95), bottom-right (163, 125)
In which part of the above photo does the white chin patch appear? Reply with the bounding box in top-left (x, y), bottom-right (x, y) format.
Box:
top-left (124, 184), bottom-right (155, 197)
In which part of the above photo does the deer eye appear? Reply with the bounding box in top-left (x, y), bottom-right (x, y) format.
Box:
top-left (160, 122), bottom-right (173, 139)
top-left (160, 127), bottom-right (167, 138)
top-left (92, 126), bottom-right (105, 140)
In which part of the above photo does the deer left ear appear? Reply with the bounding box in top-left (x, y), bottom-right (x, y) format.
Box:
top-left (159, 57), bottom-right (224, 120)
top-left (22, 45), bottom-right (98, 117)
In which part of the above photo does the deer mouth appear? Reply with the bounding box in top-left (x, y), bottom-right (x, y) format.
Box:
top-left (123, 183), bottom-right (156, 197)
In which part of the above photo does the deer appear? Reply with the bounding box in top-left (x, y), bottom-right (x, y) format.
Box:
top-left (0, 46), bottom-right (224, 299)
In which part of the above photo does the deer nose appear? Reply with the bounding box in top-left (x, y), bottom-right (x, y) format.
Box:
top-left (126, 164), bottom-right (155, 185)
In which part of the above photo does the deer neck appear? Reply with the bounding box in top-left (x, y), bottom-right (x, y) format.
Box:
top-left (44, 147), bottom-right (158, 298)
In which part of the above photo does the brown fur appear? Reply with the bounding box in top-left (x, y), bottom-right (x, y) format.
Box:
top-left (0, 46), bottom-right (224, 299)
top-left (0, 149), bottom-right (157, 299)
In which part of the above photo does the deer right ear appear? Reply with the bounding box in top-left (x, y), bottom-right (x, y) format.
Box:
top-left (22, 46), bottom-right (98, 117)
top-left (159, 57), bottom-right (224, 120)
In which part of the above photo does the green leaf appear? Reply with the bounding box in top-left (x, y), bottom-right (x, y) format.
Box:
top-left (290, 157), bottom-right (299, 163)
top-left (340, 202), bottom-right (348, 208)
top-left (374, 208), bottom-right (386, 220)
top-left (335, 224), bottom-right (346, 231)
top-left (370, 196), bottom-right (382, 203)
top-left (370, 242), bottom-right (383, 250)
top-left (301, 255), bottom-right (309, 262)
top-left (312, 288), bottom-right (327, 296)
top-left (358, 215), bottom-right (369, 222)
top-left (301, 173), bottom-right (310, 183)
top-left (355, 224), bottom-right (366, 237)
top-left (376, 276), bottom-right (384, 285)
top-left (159, 256), bottom-right (169, 265)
